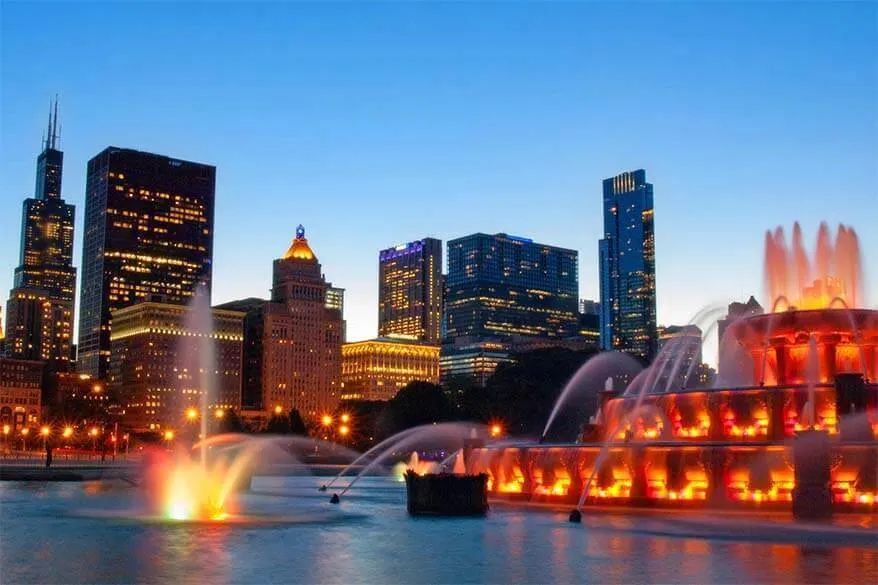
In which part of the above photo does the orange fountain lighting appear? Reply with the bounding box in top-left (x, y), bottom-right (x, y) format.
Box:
top-left (764, 222), bottom-right (863, 312)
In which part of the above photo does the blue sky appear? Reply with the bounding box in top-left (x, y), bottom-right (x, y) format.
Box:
top-left (1, 2), bottom-right (876, 363)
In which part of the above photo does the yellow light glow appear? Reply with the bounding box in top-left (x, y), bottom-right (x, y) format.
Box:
top-left (21, 428), bottom-right (30, 436)
top-left (321, 415), bottom-right (333, 426)
top-left (274, 405), bottom-right (283, 415)
top-left (186, 408), bottom-right (198, 421)
top-left (164, 430), bottom-right (175, 441)
top-left (40, 426), bottom-right (50, 437)
top-left (340, 413), bottom-right (350, 424)
top-left (2, 425), bottom-right (10, 436)
top-left (490, 424), bottom-right (503, 437)
top-left (90, 427), bottom-right (99, 437)
top-left (339, 425), bottom-right (349, 436)
top-left (214, 409), bottom-right (225, 419)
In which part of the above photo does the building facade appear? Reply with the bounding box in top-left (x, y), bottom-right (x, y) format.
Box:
top-left (439, 337), bottom-right (515, 388)
top-left (341, 337), bottom-right (440, 402)
top-left (0, 358), bottom-right (43, 430)
top-left (599, 169), bottom-right (657, 362)
top-left (218, 226), bottom-right (344, 419)
top-left (378, 238), bottom-right (443, 343)
top-left (78, 147), bottom-right (215, 379)
top-left (5, 100), bottom-right (76, 370)
top-left (445, 233), bottom-right (579, 341)
top-left (656, 324), bottom-right (703, 389)
top-left (109, 302), bottom-right (243, 432)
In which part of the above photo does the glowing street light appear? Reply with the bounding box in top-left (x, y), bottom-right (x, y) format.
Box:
top-left (340, 413), bottom-right (350, 424)
top-left (321, 415), bottom-right (333, 427)
top-left (491, 424), bottom-right (503, 438)
top-left (339, 425), bottom-right (349, 437)
top-left (214, 409), bottom-right (225, 419)
top-left (90, 427), bottom-right (99, 451)
top-left (21, 427), bottom-right (30, 450)
top-left (186, 408), bottom-right (198, 421)
top-left (164, 430), bottom-right (175, 441)
top-left (274, 405), bottom-right (283, 415)
top-left (2, 424), bottom-right (9, 448)
top-left (63, 427), bottom-right (73, 439)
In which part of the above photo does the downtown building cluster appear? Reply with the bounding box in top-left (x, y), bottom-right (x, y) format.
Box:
top-left (2, 103), bottom-right (724, 437)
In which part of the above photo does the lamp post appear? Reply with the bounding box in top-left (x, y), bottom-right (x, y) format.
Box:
top-left (123, 433), bottom-right (130, 456)
top-left (20, 427), bottom-right (30, 451)
top-left (2, 424), bottom-right (10, 450)
top-left (89, 427), bottom-right (99, 452)
top-left (40, 426), bottom-right (50, 451)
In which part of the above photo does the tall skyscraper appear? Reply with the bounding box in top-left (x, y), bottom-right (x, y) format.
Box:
top-left (599, 169), bottom-right (657, 362)
top-left (77, 147), bottom-right (215, 379)
top-left (5, 99), bottom-right (76, 370)
top-left (378, 238), bottom-right (443, 343)
top-left (445, 233), bottom-right (578, 340)
top-left (218, 226), bottom-right (344, 418)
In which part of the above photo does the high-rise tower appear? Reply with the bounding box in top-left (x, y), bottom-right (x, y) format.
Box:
top-left (5, 98), bottom-right (76, 370)
top-left (378, 238), bottom-right (443, 343)
top-left (598, 169), bottom-right (657, 362)
top-left (77, 147), bottom-right (215, 378)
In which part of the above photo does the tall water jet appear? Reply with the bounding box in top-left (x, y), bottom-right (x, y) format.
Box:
top-left (184, 282), bottom-right (215, 468)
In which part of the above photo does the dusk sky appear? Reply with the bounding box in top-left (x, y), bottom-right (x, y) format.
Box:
top-left (2, 2), bottom-right (876, 363)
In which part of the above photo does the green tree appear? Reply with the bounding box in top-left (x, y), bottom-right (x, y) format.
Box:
top-left (216, 409), bottom-right (247, 434)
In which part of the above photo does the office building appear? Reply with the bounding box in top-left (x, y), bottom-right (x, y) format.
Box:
top-left (599, 169), bottom-right (657, 362)
top-left (78, 147), bottom-right (215, 379)
top-left (439, 337), bottom-right (515, 388)
top-left (109, 302), bottom-right (244, 432)
top-left (0, 358), bottom-right (44, 430)
top-left (580, 299), bottom-right (600, 316)
top-left (445, 233), bottom-right (578, 341)
top-left (218, 226), bottom-right (344, 419)
top-left (341, 337), bottom-right (440, 402)
top-left (5, 100), bottom-right (76, 370)
top-left (378, 238), bottom-right (443, 343)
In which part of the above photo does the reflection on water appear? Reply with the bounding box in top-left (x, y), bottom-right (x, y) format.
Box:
top-left (1, 476), bottom-right (876, 585)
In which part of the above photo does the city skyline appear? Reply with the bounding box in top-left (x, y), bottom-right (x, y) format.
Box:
top-left (2, 3), bottom-right (876, 366)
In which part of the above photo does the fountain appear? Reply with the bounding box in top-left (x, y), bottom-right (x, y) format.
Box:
top-left (468, 223), bottom-right (877, 518)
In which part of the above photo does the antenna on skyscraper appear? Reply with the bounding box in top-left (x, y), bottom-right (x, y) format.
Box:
top-left (52, 95), bottom-right (59, 149)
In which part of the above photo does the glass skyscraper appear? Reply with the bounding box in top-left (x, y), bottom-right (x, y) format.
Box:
top-left (445, 233), bottom-right (578, 340)
top-left (77, 147), bottom-right (215, 379)
top-left (599, 169), bottom-right (657, 362)
top-left (5, 100), bottom-right (76, 370)
top-left (378, 238), bottom-right (443, 343)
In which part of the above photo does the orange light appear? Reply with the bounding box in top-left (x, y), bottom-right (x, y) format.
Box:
top-left (164, 430), bottom-right (175, 441)
top-left (21, 428), bottom-right (30, 436)
top-left (186, 408), bottom-right (198, 421)
top-left (274, 405), bottom-right (283, 415)
top-left (111, 435), bottom-right (117, 443)
top-left (340, 413), bottom-right (350, 424)
top-left (339, 425), bottom-right (349, 436)
top-left (214, 409), bottom-right (225, 419)
top-left (2, 424), bottom-right (10, 436)
top-left (40, 426), bottom-right (50, 437)
top-left (321, 415), bottom-right (333, 426)
top-left (92, 384), bottom-right (103, 393)
top-left (490, 424), bottom-right (503, 437)
top-left (89, 427), bottom-right (99, 437)
top-left (63, 427), bottom-right (73, 438)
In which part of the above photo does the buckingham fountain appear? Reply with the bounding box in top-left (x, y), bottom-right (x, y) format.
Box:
top-left (463, 223), bottom-right (877, 518)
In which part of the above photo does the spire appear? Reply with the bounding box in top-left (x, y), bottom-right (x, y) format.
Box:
top-left (45, 95), bottom-right (59, 150)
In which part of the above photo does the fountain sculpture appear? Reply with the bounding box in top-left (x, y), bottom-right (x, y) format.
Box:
top-left (467, 223), bottom-right (877, 517)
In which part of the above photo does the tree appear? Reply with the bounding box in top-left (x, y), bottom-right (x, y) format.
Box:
top-left (216, 409), bottom-right (247, 434)
top-left (263, 409), bottom-right (307, 435)
top-left (380, 381), bottom-right (455, 437)
top-left (480, 347), bottom-right (600, 440)
top-left (288, 409), bottom-right (308, 436)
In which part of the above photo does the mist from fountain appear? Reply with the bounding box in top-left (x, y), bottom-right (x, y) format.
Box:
top-left (182, 283), bottom-right (215, 468)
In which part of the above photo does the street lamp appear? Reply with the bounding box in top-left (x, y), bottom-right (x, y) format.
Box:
top-left (40, 426), bottom-right (50, 450)
top-left (321, 415), bottom-right (333, 427)
top-left (339, 424), bottom-right (349, 437)
top-left (274, 405), bottom-right (283, 416)
top-left (63, 426), bottom-right (73, 439)
top-left (2, 424), bottom-right (9, 449)
top-left (490, 424), bottom-right (503, 438)
top-left (186, 407), bottom-right (198, 421)
top-left (21, 427), bottom-right (30, 450)
top-left (164, 430), bottom-right (175, 442)
top-left (89, 427), bottom-right (99, 451)
top-left (214, 409), bottom-right (225, 419)
top-left (340, 413), bottom-right (350, 424)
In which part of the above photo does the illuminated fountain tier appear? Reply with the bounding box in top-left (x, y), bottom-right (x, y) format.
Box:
top-left (467, 223), bottom-right (877, 514)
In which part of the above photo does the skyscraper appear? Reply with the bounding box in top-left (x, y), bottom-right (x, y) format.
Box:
top-left (78, 147), bottom-right (215, 378)
top-left (378, 238), bottom-right (443, 343)
top-left (218, 226), bottom-right (344, 418)
top-left (5, 99), bottom-right (76, 370)
top-left (599, 169), bottom-right (657, 362)
top-left (445, 233), bottom-right (578, 340)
